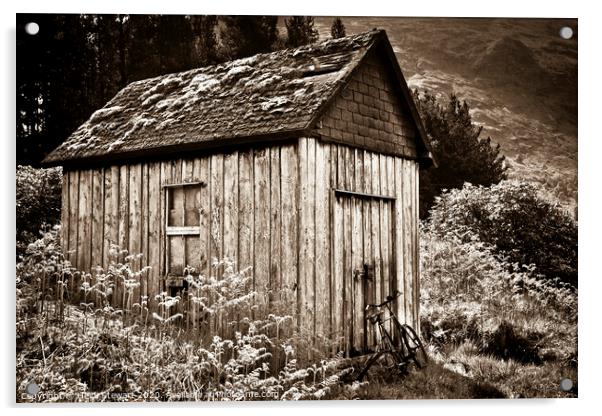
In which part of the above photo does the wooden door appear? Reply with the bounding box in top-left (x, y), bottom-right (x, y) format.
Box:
top-left (333, 192), bottom-right (397, 356)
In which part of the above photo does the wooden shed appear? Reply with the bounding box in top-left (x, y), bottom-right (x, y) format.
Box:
top-left (43, 30), bottom-right (434, 355)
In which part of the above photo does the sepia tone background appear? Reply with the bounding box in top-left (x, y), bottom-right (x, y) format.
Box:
top-left (17, 16), bottom-right (578, 212)
top-left (314, 17), bottom-right (577, 212)
top-left (16, 15), bottom-right (578, 401)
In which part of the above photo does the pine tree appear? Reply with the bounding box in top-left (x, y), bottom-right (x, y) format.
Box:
top-left (285, 16), bottom-right (319, 47)
top-left (17, 14), bottom-right (227, 166)
top-left (156, 15), bottom-right (196, 74)
top-left (116, 15), bottom-right (128, 86)
top-left (17, 14), bottom-right (99, 165)
top-left (190, 15), bottom-right (219, 66)
top-left (94, 15), bottom-right (123, 100)
top-left (125, 15), bottom-right (161, 82)
top-left (330, 17), bottom-right (346, 39)
top-left (414, 90), bottom-right (507, 218)
top-left (219, 16), bottom-right (279, 60)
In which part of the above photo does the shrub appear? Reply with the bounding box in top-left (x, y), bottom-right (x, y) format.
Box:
top-left (16, 165), bottom-right (63, 256)
top-left (16, 231), bottom-right (353, 402)
top-left (479, 320), bottom-right (543, 364)
top-left (426, 180), bottom-right (577, 286)
top-left (420, 226), bottom-right (577, 365)
top-left (16, 225), bottom-right (73, 331)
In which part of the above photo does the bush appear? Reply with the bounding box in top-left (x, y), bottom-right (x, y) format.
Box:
top-left (420, 226), bottom-right (577, 366)
top-left (426, 180), bottom-right (577, 286)
top-left (480, 320), bottom-right (543, 364)
top-left (16, 165), bottom-right (63, 256)
top-left (16, 230), bottom-right (354, 402)
top-left (421, 186), bottom-right (577, 396)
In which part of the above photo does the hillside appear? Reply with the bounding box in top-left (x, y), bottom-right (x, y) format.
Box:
top-left (315, 17), bottom-right (578, 211)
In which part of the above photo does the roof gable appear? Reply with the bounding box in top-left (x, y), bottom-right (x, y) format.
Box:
top-left (43, 30), bottom-right (433, 167)
top-left (315, 48), bottom-right (421, 160)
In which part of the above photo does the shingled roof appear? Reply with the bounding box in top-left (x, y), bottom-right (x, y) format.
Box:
top-left (43, 29), bottom-right (433, 167)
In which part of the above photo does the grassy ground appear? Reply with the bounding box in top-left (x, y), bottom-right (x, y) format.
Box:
top-left (17, 299), bottom-right (577, 401)
top-left (343, 347), bottom-right (577, 400)
top-left (349, 361), bottom-right (505, 400)
top-left (17, 228), bottom-right (577, 401)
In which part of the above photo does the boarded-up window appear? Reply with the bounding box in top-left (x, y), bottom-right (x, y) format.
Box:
top-left (165, 184), bottom-right (203, 277)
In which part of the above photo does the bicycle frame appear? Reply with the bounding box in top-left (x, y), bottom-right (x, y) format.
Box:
top-left (364, 292), bottom-right (406, 366)
top-left (357, 290), bottom-right (427, 381)
top-left (367, 290), bottom-right (404, 337)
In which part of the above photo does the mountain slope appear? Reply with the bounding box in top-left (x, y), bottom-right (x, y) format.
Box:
top-left (315, 17), bottom-right (577, 211)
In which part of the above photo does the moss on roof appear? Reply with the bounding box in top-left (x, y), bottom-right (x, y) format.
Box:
top-left (43, 30), bottom-right (433, 166)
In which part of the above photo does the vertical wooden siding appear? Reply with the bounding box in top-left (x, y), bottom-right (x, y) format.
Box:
top-left (297, 138), bottom-right (420, 352)
top-left (60, 137), bottom-right (419, 349)
top-left (62, 143), bottom-right (297, 315)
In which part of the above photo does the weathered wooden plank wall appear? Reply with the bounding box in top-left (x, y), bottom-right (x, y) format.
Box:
top-left (60, 137), bottom-right (419, 350)
top-left (299, 139), bottom-right (420, 354)
top-left (147, 162), bottom-right (161, 311)
top-left (279, 145), bottom-right (298, 332)
top-left (62, 143), bottom-right (297, 319)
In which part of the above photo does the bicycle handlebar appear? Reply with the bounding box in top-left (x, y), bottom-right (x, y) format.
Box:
top-left (365, 290), bottom-right (402, 310)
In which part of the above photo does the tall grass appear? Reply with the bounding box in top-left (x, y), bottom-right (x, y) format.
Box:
top-left (16, 210), bottom-right (578, 400)
top-left (16, 227), bottom-right (354, 402)
top-left (420, 226), bottom-right (577, 397)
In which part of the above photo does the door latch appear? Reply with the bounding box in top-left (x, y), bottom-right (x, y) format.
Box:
top-left (354, 263), bottom-right (373, 281)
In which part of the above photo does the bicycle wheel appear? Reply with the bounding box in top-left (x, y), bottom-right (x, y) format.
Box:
top-left (401, 324), bottom-right (429, 368)
top-left (356, 350), bottom-right (407, 382)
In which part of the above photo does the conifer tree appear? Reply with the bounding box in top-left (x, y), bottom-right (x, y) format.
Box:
top-left (219, 16), bottom-right (279, 59)
top-left (285, 16), bottom-right (319, 47)
top-left (156, 15), bottom-right (196, 74)
top-left (17, 14), bottom-right (223, 165)
top-left (414, 90), bottom-right (508, 217)
top-left (330, 17), bottom-right (346, 38)
top-left (190, 15), bottom-right (219, 65)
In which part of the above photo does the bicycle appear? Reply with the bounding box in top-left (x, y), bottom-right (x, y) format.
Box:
top-left (356, 289), bottom-right (428, 381)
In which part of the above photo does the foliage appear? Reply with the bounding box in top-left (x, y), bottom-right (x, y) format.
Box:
top-left (414, 90), bottom-right (507, 217)
top-left (419, 224), bottom-right (577, 396)
top-left (16, 225), bottom-right (73, 334)
top-left (219, 16), bottom-right (280, 60)
top-left (330, 18), bottom-right (346, 39)
top-left (16, 165), bottom-right (62, 256)
top-left (426, 180), bottom-right (577, 286)
top-left (17, 14), bottom-right (221, 166)
top-left (331, 215), bottom-right (578, 399)
top-left (284, 16), bottom-right (319, 47)
top-left (16, 223), bottom-right (578, 400)
top-left (16, 230), bottom-right (353, 402)
top-left (190, 16), bottom-right (220, 65)
top-left (347, 360), bottom-right (504, 399)
top-left (18, 14), bottom-right (94, 165)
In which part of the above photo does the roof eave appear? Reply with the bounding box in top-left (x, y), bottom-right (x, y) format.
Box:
top-left (41, 128), bottom-right (308, 169)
